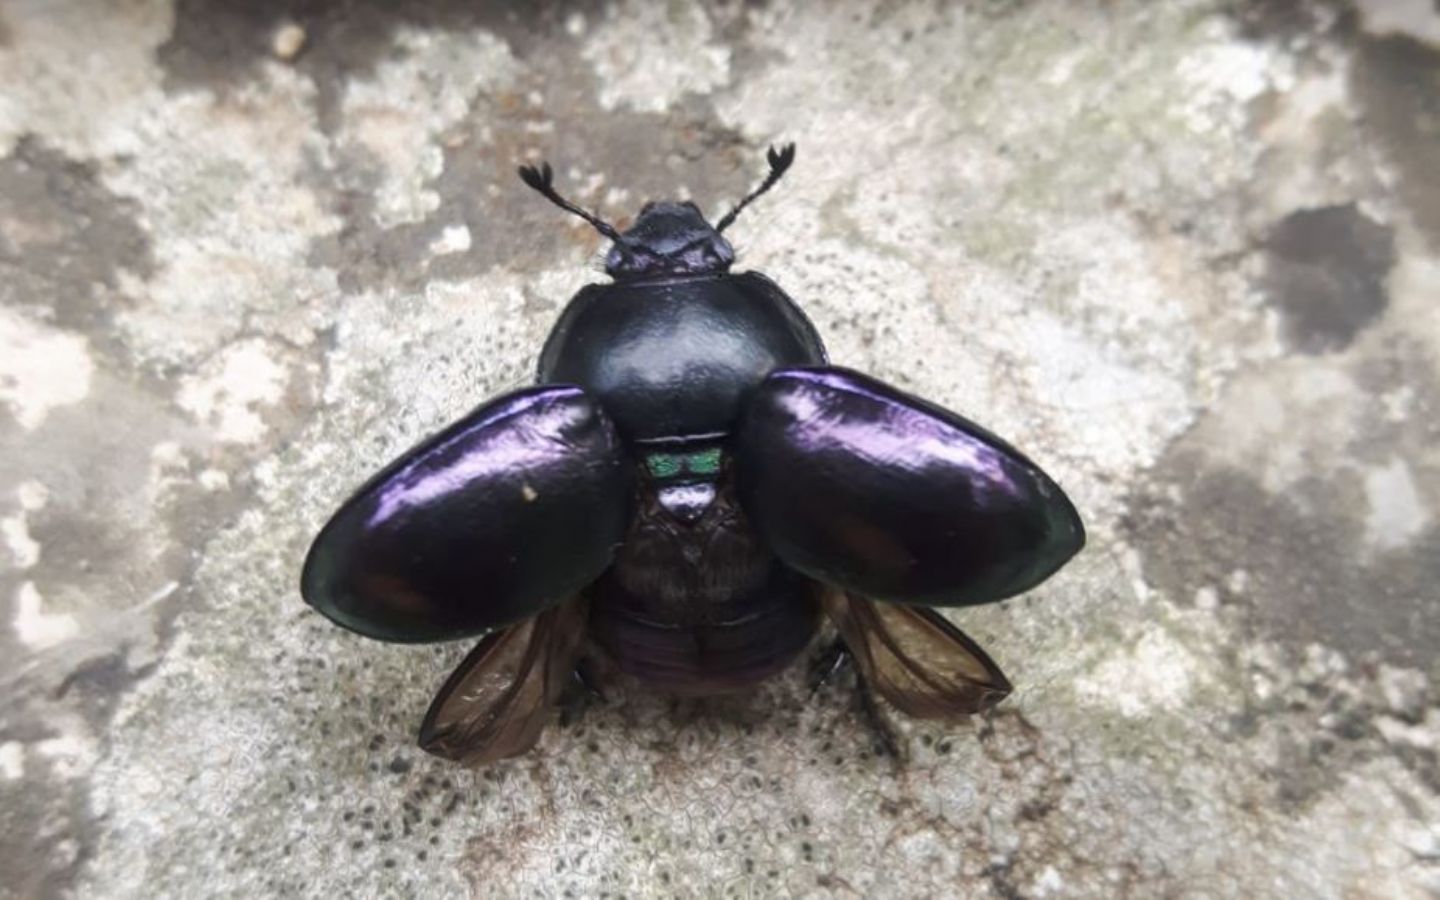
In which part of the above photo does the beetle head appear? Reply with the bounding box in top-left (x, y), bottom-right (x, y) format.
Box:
top-left (605, 201), bottom-right (734, 280)
top-left (519, 144), bottom-right (796, 283)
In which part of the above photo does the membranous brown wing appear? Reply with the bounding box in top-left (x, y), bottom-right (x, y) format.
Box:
top-left (821, 590), bottom-right (1012, 718)
top-left (418, 599), bottom-right (588, 766)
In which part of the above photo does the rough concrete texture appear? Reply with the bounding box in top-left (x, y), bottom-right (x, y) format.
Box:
top-left (2, 0), bottom-right (1439, 897)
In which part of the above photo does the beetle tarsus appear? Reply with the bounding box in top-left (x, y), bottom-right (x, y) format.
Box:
top-left (558, 660), bottom-right (607, 727)
top-left (572, 658), bottom-right (606, 702)
top-left (854, 680), bottom-right (905, 762)
top-left (808, 638), bottom-right (904, 760)
top-left (807, 638), bottom-right (850, 695)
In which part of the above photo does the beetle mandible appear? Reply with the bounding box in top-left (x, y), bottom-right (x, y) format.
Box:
top-left (300, 145), bottom-right (1085, 765)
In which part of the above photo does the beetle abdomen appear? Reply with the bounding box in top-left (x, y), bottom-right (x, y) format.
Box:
top-left (538, 272), bottom-right (826, 441)
top-left (590, 586), bottom-right (819, 694)
top-left (588, 471), bottom-right (820, 692)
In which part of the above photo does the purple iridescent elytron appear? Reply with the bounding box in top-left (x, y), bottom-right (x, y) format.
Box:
top-left (735, 367), bottom-right (1084, 607)
top-left (300, 385), bottom-right (632, 643)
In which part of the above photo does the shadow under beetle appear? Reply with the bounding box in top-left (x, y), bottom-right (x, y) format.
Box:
top-left (300, 145), bottom-right (1085, 765)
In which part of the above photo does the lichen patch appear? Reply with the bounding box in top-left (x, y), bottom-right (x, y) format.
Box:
top-left (0, 309), bottom-right (94, 430)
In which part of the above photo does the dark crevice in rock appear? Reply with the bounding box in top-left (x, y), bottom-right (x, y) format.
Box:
top-left (1124, 456), bottom-right (1440, 669)
top-left (0, 136), bottom-right (154, 342)
top-left (1224, 0), bottom-right (1348, 44)
top-left (1262, 204), bottom-right (1394, 354)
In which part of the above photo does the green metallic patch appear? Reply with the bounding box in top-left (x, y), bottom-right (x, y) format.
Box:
top-left (645, 453), bottom-right (684, 479)
top-left (688, 447), bottom-right (722, 475)
top-left (643, 447), bottom-right (725, 481)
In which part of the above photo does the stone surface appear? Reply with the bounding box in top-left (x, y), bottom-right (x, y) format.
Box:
top-left (2, 1), bottom-right (1438, 897)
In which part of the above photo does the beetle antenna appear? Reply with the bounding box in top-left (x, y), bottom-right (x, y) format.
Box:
top-left (715, 143), bottom-right (796, 234)
top-left (518, 161), bottom-right (626, 243)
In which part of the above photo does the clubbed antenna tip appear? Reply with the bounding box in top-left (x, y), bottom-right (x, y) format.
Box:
top-left (767, 143), bottom-right (796, 177)
top-left (517, 160), bottom-right (624, 242)
top-left (716, 143), bottom-right (797, 234)
top-left (517, 161), bottom-right (553, 193)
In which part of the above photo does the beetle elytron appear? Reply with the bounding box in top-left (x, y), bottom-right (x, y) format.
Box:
top-left (300, 145), bottom-right (1084, 765)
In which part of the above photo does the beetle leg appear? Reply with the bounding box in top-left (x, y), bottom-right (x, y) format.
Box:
top-left (807, 638), bottom-right (850, 695)
top-left (573, 657), bottom-right (607, 701)
top-left (808, 636), bottom-right (904, 760)
top-left (558, 657), bottom-right (607, 727)
top-left (852, 676), bottom-right (905, 762)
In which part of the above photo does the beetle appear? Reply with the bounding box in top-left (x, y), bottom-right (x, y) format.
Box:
top-left (300, 145), bottom-right (1085, 765)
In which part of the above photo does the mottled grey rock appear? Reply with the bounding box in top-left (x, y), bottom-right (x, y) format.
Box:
top-left (1, 1), bottom-right (1438, 898)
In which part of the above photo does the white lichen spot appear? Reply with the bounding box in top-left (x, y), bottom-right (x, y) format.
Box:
top-left (17, 481), bottom-right (49, 511)
top-left (1041, 51), bottom-right (1084, 86)
top-left (0, 1), bottom-right (172, 156)
top-left (1380, 385), bottom-right (1413, 422)
top-left (150, 441), bottom-right (186, 468)
top-left (0, 309), bottom-right (95, 430)
top-left (0, 742), bottom-right (23, 780)
top-left (198, 469), bottom-right (231, 492)
top-left (339, 27), bottom-right (520, 227)
top-left (1300, 643), bottom-right (1350, 682)
top-left (582, 2), bottom-right (730, 113)
top-left (1118, 545), bottom-right (1153, 604)
top-left (1077, 626), bottom-right (1201, 717)
top-left (1194, 586), bottom-right (1220, 611)
top-left (1386, 247), bottom-right (1440, 363)
top-left (1, 509), bottom-right (40, 569)
top-left (1356, 0), bottom-right (1440, 45)
top-left (428, 223), bottom-right (473, 256)
top-left (1227, 569), bottom-right (1250, 595)
top-left (1376, 711), bottom-right (1439, 751)
top-left (176, 339), bottom-right (289, 444)
top-left (1362, 457), bottom-right (1429, 553)
top-left (34, 733), bottom-right (95, 780)
top-left (1175, 29), bottom-right (1287, 132)
top-left (1031, 866), bottom-right (1066, 897)
top-left (1192, 364), bottom-right (1362, 495)
top-left (1254, 65), bottom-right (1354, 215)
top-left (145, 581), bottom-right (180, 608)
top-left (13, 581), bottom-right (78, 649)
top-left (103, 61), bottom-right (342, 367)
top-left (521, 483), bottom-right (538, 502)
top-left (4, 480), bottom-right (47, 568)
top-left (1377, 665), bottom-right (1429, 721)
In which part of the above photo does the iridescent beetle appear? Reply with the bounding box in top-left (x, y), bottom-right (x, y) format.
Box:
top-left (301, 145), bottom-right (1084, 765)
